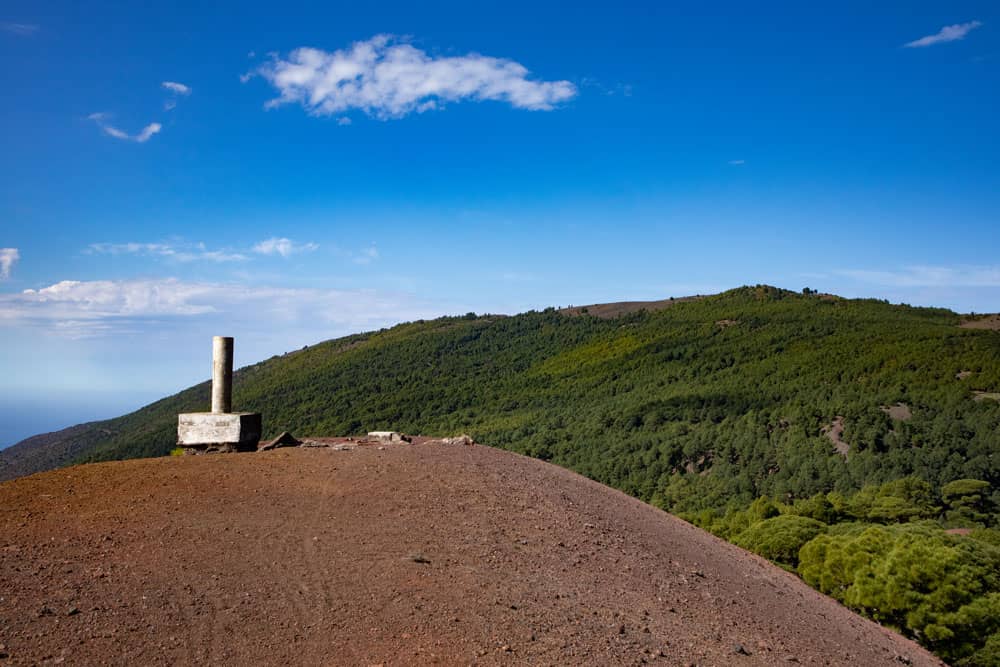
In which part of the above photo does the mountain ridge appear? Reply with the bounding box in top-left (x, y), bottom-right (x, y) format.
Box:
top-left (2, 285), bottom-right (997, 492)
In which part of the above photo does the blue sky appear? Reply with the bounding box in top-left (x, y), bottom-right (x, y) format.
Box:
top-left (1, 1), bottom-right (998, 444)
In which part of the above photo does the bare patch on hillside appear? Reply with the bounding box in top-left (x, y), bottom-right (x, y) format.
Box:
top-left (973, 391), bottom-right (1000, 402)
top-left (560, 295), bottom-right (703, 319)
top-left (881, 403), bottom-right (912, 421)
top-left (823, 417), bottom-right (850, 457)
top-left (960, 314), bottom-right (1000, 330)
top-left (956, 370), bottom-right (973, 380)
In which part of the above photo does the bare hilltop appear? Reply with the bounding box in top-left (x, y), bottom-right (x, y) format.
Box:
top-left (0, 440), bottom-right (942, 666)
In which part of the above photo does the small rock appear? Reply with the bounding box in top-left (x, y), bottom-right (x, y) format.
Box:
top-left (66, 607), bottom-right (80, 616)
top-left (501, 645), bottom-right (512, 652)
top-left (782, 657), bottom-right (799, 663)
top-left (732, 643), bottom-right (751, 656)
top-left (257, 431), bottom-right (302, 451)
top-left (409, 553), bottom-right (431, 564)
top-left (442, 434), bottom-right (474, 446)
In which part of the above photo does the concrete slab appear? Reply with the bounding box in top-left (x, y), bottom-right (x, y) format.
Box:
top-left (368, 431), bottom-right (409, 443)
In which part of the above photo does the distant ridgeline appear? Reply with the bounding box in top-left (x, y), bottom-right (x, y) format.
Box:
top-left (3, 285), bottom-right (999, 663)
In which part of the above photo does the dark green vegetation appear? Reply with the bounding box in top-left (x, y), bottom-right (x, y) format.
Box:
top-left (3, 285), bottom-right (999, 662)
top-left (695, 482), bottom-right (1000, 665)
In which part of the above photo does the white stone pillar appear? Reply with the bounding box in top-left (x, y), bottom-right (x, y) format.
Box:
top-left (211, 336), bottom-right (233, 414)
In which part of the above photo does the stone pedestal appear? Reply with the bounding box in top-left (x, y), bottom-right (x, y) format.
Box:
top-left (177, 412), bottom-right (262, 454)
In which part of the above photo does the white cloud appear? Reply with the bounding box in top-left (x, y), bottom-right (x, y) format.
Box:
top-left (254, 34), bottom-right (577, 119)
top-left (134, 123), bottom-right (162, 142)
top-left (0, 278), bottom-right (447, 339)
top-left (0, 248), bottom-right (19, 280)
top-left (252, 237), bottom-right (319, 257)
top-left (837, 265), bottom-right (1000, 288)
top-left (88, 241), bottom-right (247, 263)
top-left (337, 116), bottom-right (352, 126)
top-left (161, 81), bottom-right (191, 95)
top-left (728, 159), bottom-right (745, 165)
top-left (905, 21), bottom-right (983, 48)
top-left (0, 22), bottom-right (38, 35)
top-left (88, 114), bottom-right (162, 143)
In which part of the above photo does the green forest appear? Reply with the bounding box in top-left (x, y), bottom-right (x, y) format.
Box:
top-left (22, 285), bottom-right (1000, 664)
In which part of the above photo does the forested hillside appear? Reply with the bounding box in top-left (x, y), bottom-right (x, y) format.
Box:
top-left (4, 285), bottom-right (999, 663)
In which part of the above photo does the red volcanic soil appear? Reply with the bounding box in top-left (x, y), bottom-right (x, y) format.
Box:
top-left (960, 314), bottom-right (1000, 330)
top-left (559, 296), bottom-right (703, 319)
top-left (0, 441), bottom-right (942, 666)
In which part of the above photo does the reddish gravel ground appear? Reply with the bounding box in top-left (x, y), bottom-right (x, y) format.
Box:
top-left (0, 441), bottom-right (944, 666)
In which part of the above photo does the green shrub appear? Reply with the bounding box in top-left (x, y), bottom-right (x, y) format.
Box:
top-left (798, 523), bottom-right (1000, 663)
top-left (969, 529), bottom-right (1000, 548)
top-left (943, 480), bottom-right (994, 527)
top-left (957, 631), bottom-right (1000, 667)
top-left (735, 514), bottom-right (827, 568)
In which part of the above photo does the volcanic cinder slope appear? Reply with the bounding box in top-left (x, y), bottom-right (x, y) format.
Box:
top-left (0, 442), bottom-right (942, 666)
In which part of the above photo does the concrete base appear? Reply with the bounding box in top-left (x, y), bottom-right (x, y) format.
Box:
top-left (368, 431), bottom-right (409, 444)
top-left (177, 412), bottom-right (262, 454)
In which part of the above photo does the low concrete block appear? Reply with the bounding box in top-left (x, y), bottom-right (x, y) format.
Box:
top-left (178, 412), bottom-right (262, 453)
top-left (368, 431), bottom-right (410, 443)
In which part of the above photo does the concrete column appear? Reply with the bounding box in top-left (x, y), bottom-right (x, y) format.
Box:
top-left (211, 336), bottom-right (233, 414)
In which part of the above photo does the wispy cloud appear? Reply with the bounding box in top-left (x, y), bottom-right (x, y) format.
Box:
top-left (252, 237), bottom-right (319, 257)
top-left (579, 78), bottom-right (633, 97)
top-left (353, 245), bottom-right (379, 265)
top-left (904, 21), bottom-right (983, 48)
top-left (837, 265), bottom-right (1000, 288)
top-left (159, 81), bottom-right (191, 110)
top-left (0, 248), bottom-right (19, 280)
top-left (134, 123), bottom-right (162, 142)
top-left (1, 278), bottom-right (446, 339)
top-left (728, 159), bottom-right (745, 166)
top-left (161, 81), bottom-right (191, 95)
top-left (88, 113), bottom-right (162, 143)
top-left (87, 241), bottom-right (247, 263)
top-left (250, 34), bottom-right (577, 120)
top-left (0, 22), bottom-right (38, 36)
